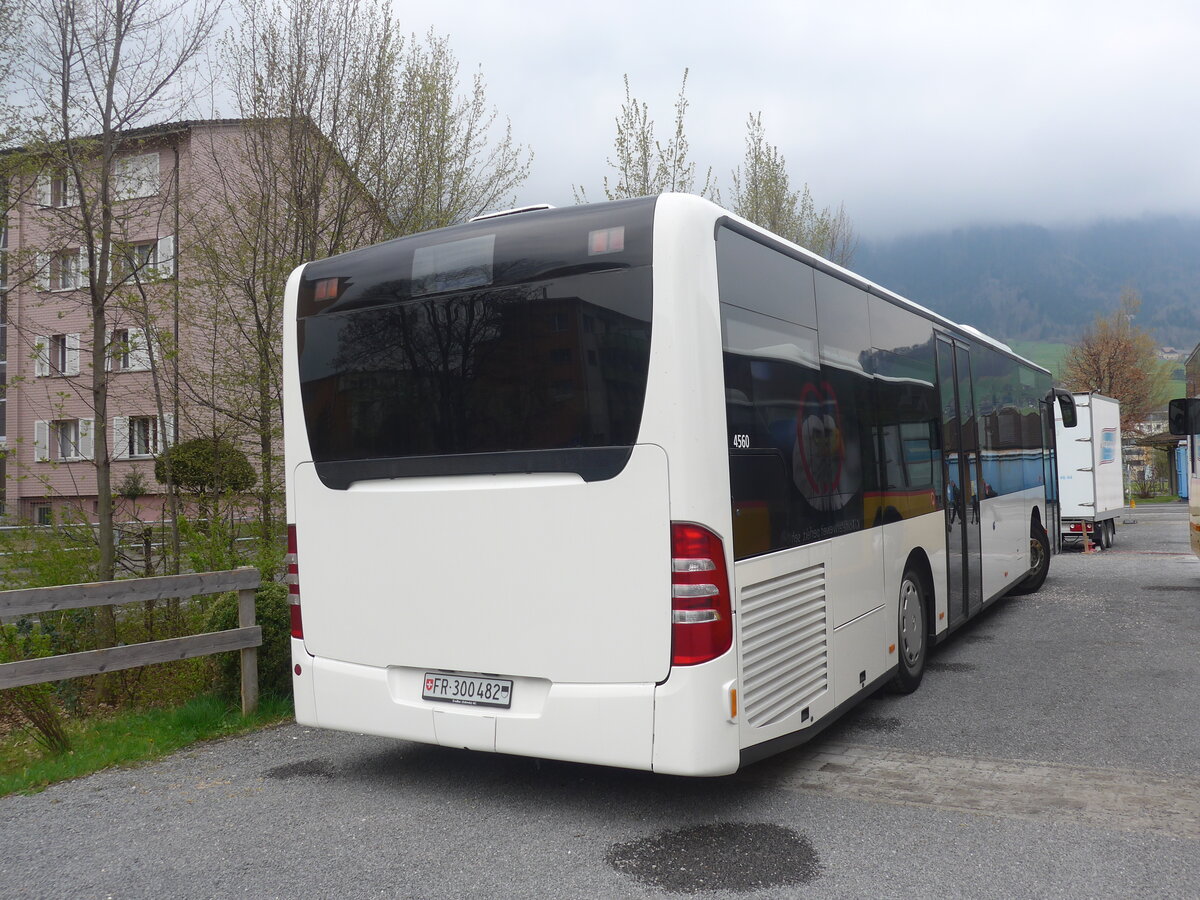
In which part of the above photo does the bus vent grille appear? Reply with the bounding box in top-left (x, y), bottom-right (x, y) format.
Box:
top-left (739, 562), bottom-right (828, 728)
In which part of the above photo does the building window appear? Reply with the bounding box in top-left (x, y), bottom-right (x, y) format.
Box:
top-left (129, 416), bottom-right (156, 458)
top-left (36, 170), bottom-right (77, 208)
top-left (35, 249), bottom-right (85, 291)
top-left (0, 214), bottom-right (8, 291)
top-left (34, 418), bottom-right (93, 462)
top-left (109, 327), bottom-right (152, 372)
top-left (33, 503), bottom-right (52, 526)
top-left (113, 152), bottom-right (161, 201)
top-left (34, 332), bottom-right (80, 377)
top-left (111, 236), bottom-right (173, 283)
top-left (51, 334), bottom-right (69, 373)
top-left (112, 413), bottom-right (172, 459)
top-left (57, 419), bottom-right (80, 460)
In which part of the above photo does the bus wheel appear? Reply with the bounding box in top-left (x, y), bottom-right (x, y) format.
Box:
top-left (1010, 525), bottom-right (1050, 595)
top-left (892, 568), bottom-right (927, 694)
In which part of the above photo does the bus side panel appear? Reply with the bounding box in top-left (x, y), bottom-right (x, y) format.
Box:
top-left (831, 606), bottom-right (888, 705)
top-left (980, 488), bottom-right (1033, 599)
top-left (881, 510), bottom-right (948, 638)
top-left (734, 542), bottom-right (838, 752)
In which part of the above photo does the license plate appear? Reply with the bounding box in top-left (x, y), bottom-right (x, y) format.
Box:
top-left (422, 672), bottom-right (513, 709)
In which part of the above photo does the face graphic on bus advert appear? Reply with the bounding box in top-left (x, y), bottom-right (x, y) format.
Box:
top-left (793, 379), bottom-right (860, 514)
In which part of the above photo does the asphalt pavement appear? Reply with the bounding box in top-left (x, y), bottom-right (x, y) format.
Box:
top-left (1, 502), bottom-right (1197, 899)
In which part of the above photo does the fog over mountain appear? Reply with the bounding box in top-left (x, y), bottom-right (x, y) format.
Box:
top-left (854, 217), bottom-right (1200, 350)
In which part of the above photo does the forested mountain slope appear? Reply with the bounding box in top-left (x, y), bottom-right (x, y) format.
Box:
top-left (854, 217), bottom-right (1200, 348)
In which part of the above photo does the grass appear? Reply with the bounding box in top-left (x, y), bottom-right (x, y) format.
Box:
top-left (1008, 340), bottom-right (1070, 376)
top-left (0, 693), bottom-right (293, 797)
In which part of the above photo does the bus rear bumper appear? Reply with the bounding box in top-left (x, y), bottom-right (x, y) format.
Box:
top-left (292, 643), bottom-right (657, 771)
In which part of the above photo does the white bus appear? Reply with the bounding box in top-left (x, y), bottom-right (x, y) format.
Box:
top-left (283, 194), bottom-right (1076, 776)
top-left (1168, 397), bottom-right (1200, 557)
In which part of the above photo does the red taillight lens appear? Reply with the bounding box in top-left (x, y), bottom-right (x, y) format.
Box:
top-left (286, 524), bottom-right (303, 639)
top-left (670, 523), bottom-right (732, 666)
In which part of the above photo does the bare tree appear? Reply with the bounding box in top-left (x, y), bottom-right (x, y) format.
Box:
top-left (185, 2), bottom-right (531, 569)
top-left (393, 30), bottom-right (533, 232)
top-left (728, 112), bottom-right (857, 266)
top-left (1063, 287), bottom-right (1173, 432)
top-left (14, 0), bottom-right (221, 593)
top-left (576, 69), bottom-right (715, 203)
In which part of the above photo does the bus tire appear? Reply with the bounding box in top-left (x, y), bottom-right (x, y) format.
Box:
top-left (891, 567), bottom-right (927, 694)
top-left (1010, 524), bottom-right (1050, 595)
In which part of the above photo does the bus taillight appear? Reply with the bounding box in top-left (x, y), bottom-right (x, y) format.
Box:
top-left (670, 523), bottom-right (733, 666)
top-left (286, 524), bottom-right (303, 639)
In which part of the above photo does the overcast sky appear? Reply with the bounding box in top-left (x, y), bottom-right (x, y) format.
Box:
top-left (391, 0), bottom-right (1200, 240)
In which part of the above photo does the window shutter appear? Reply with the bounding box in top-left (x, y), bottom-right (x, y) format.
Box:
top-left (116, 153), bottom-right (160, 200)
top-left (112, 416), bottom-right (129, 460)
top-left (138, 153), bottom-right (160, 196)
top-left (34, 420), bottom-right (50, 461)
top-left (114, 157), bottom-right (132, 201)
top-left (36, 175), bottom-right (51, 207)
top-left (65, 333), bottom-right (80, 376)
top-left (154, 234), bottom-right (175, 278)
top-left (103, 329), bottom-right (112, 371)
top-left (93, 244), bottom-right (108, 284)
top-left (65, 175), bottom-right (78, 207)
top-left (33, 335), bottom-right (49, 377)
top-left (128, 327), bottom-right (150, 371)
top-left (77, 246), bottom-right (89, 290)
top-left (160, 413), bottom-right (176, 451)
top-left (79, 418), bottom-right (95, 460)
top-left (35, 253), bottom-right (50, 291)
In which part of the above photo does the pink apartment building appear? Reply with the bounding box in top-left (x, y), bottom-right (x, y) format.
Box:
top-left (2, 120), bottom-right (252, 527)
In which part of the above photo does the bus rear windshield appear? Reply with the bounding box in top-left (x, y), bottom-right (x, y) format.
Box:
top-left (296, 199), bottom-right (655, 487)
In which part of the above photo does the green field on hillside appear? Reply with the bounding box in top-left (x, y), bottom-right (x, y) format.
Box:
top-left (1007, 341), bottom-right (1069, 377)
top-left (1006, 340), bottom-right (1185, 397)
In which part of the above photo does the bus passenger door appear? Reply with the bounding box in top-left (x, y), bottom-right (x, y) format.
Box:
top-left (936, 337), bottom-right (984, 624)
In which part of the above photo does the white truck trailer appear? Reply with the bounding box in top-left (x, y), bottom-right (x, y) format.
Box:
top-left (1055, 392), bottom-right (1123, 548)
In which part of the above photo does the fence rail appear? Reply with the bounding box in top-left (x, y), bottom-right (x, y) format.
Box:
top-left (0, 567), bottom-right (262, 714)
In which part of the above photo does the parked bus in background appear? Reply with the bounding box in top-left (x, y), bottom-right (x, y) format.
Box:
top-left (1168, 397), bottom-right (1200, 557)
top-left (283, 194), bottom-right (1078, 776)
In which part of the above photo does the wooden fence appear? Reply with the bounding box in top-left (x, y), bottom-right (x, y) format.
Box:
top-left (0, 567), bottom-right (263, 714)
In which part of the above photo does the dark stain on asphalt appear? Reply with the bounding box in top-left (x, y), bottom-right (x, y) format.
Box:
top-left (853, 714), bottom-right (903, 733)
top-left (927, 661), bottom-right (977, 672)
top-left (964, 633), bottom-right (996, 643)
top-left (1144, 585), bottom-right (1199, 592)
top-left (607, 822), bottom-right (821, 893)
top-left (263, 759), bottom-right (338, 780)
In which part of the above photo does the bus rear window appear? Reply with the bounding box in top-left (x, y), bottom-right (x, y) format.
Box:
top-left (296, 199), bottom-right (655, 487)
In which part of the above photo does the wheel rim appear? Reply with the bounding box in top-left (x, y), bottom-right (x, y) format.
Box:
top-left (1029, 535), bottom-right (1046, 572)
top-left (898, 578), bottom-right (924, 667)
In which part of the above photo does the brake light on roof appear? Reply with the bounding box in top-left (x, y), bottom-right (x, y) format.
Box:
top-left (313, 278), bottom-right (340, 301)
top-left (286, 524), bottom-right (303, 639)
top-left (670, 523), bottom-right (733, 666)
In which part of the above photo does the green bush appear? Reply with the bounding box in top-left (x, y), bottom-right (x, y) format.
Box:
top-left (207, 581), bottom-right (293, 701)
top-left (0, 623), bottom-right (71, 754)
top-left (154, 437), bottom-right (256, 495)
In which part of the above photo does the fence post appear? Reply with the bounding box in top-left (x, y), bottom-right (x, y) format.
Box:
top-left (237, 586), bottom-right (259, 715)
